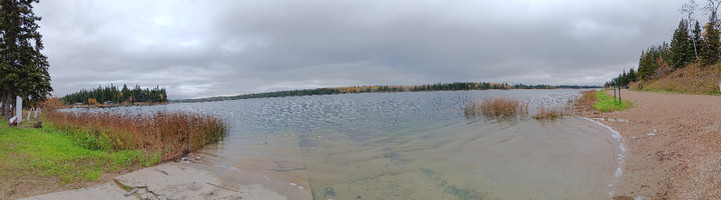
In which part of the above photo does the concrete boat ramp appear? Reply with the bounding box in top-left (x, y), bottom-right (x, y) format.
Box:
top-left (21, 158), bottom-right (311, 200)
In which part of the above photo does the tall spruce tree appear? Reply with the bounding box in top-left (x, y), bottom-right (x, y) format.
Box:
top-left (700, 13), bottom-right (721, 66)
top-left (638, 50), bottom-right (651, 80)
top-left (0, 0), bottom-right (52, 120)
top-left (670, 19), bottom-right (694, 68)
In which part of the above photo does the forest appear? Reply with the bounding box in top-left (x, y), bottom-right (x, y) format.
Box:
top-left (62, 84), bottom-right (167, 105)
top-left (607, 0), bottom-right (721, 87)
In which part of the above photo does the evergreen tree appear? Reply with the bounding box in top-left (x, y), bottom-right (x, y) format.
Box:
top-left (638, 48), bottom-right (657, 80)
top-left (120, 84), bottom-right (129, 102)
top-left (637, 44), bottom-right (672, 81)
top-left (670, 19), bottom-right (694, 68)
top-left (700, 16), bottom-right (721, 66)
top-left (0, 0), bottom-right (52, 120)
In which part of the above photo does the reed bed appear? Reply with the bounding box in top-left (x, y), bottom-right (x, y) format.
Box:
top-left (532, 107), bottom-right (566, 120)
top-left (465, 97), bottom-right (528, 118)
top-left (44, 111), bottom-right (227, 160)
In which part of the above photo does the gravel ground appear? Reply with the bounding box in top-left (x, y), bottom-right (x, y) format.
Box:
top-left (581, 90), bottom-right (721, 199)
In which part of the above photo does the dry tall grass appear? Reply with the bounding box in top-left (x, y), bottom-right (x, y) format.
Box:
top-left (644, 63), bottom-right (721, 94)
top-left (464, 98), bottom-right (483, 117)
top-left (576, 90), bottom-right (597, 110)
top-left (532, 107), bottom-right (565, 120)
top-left (44, 111), bottom-right (227, 160)
top-left (465, 97), bottom-right (527, 118)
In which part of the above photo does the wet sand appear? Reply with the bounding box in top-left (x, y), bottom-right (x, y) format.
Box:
top-left (580, 90), bottom-right (721, 199)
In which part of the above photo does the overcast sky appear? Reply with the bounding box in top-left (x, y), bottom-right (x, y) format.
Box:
top-left (35, 0), bottom-right (691, 99)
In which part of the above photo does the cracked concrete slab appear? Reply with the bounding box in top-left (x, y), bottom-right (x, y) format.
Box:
top-left (18, 182), bottom-right (135, 200)
top-left (114, 162), bottom-right (252, 199)
top-left (20, 161), bottom-right (309, 200)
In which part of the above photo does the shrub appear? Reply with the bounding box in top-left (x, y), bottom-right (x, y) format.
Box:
top-left (39, 97), bottom-right (66, 112)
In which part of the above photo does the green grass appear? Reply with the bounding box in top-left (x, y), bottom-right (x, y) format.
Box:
top-left (0, 120), bottom-right (161, 184)
top-left (592, 90), bottom-right (633, 112)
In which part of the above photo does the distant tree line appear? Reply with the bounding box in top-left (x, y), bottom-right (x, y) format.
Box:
top-left (62, 84), bottom-right (167, 105)
top-left (171, 82), bottom-right (600, 103)
top-left (609, 0), bottom-right (721, 86)
top-left (411, 82), bottom-right (510, 91)
top-left (605, 68), bottom-right (639, 87)
top-left (410, 82), bottom-right (597, 91)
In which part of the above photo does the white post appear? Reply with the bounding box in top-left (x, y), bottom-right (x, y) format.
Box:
top-left (34, 108), bottom-right (39, 119)
top-left (719, 82), bottom-right (721, 92)
top-left (16, 96), bottom-right (22, 124)
top-left (26, 108), bottom-right (31, 121)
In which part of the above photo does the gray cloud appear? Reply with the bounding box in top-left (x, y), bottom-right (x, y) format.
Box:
top-left (36, 0), bottom-right (685, 99)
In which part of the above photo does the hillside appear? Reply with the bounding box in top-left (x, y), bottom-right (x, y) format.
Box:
top-left (634, 63), bottom-right (721, 95)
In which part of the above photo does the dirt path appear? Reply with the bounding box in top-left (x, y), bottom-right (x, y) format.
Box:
top-left (582, 90), bottom-right (721, 199)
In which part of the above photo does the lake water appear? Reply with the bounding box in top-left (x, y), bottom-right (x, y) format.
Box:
top-left (73, 89), bottom-right (619, 199)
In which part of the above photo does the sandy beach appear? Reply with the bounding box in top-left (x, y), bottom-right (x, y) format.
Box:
top-left (581, 90), bottom-right (721, 199)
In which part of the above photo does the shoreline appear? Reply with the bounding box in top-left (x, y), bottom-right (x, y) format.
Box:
top-left (580, 89), bottom-right (721, 199)
top-left (581, 117), bottom-right (627, 197)
top-left (17, 89), bottom-right (720, 199)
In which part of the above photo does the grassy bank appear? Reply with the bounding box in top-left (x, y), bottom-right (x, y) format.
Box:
top-left (592, 90), bottom-right (633, 112)
top-left (638, 63), bottom-right (721, 95)
top-left (0, 120), bottom-right (160, 198)
top-left (1, 107), bottom-right (228, 198)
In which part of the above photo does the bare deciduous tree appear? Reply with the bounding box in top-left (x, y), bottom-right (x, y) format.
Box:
top-left (681, 0), bottom-right (699, 60)
top-left (704, 0), bottom-right (721, 24)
